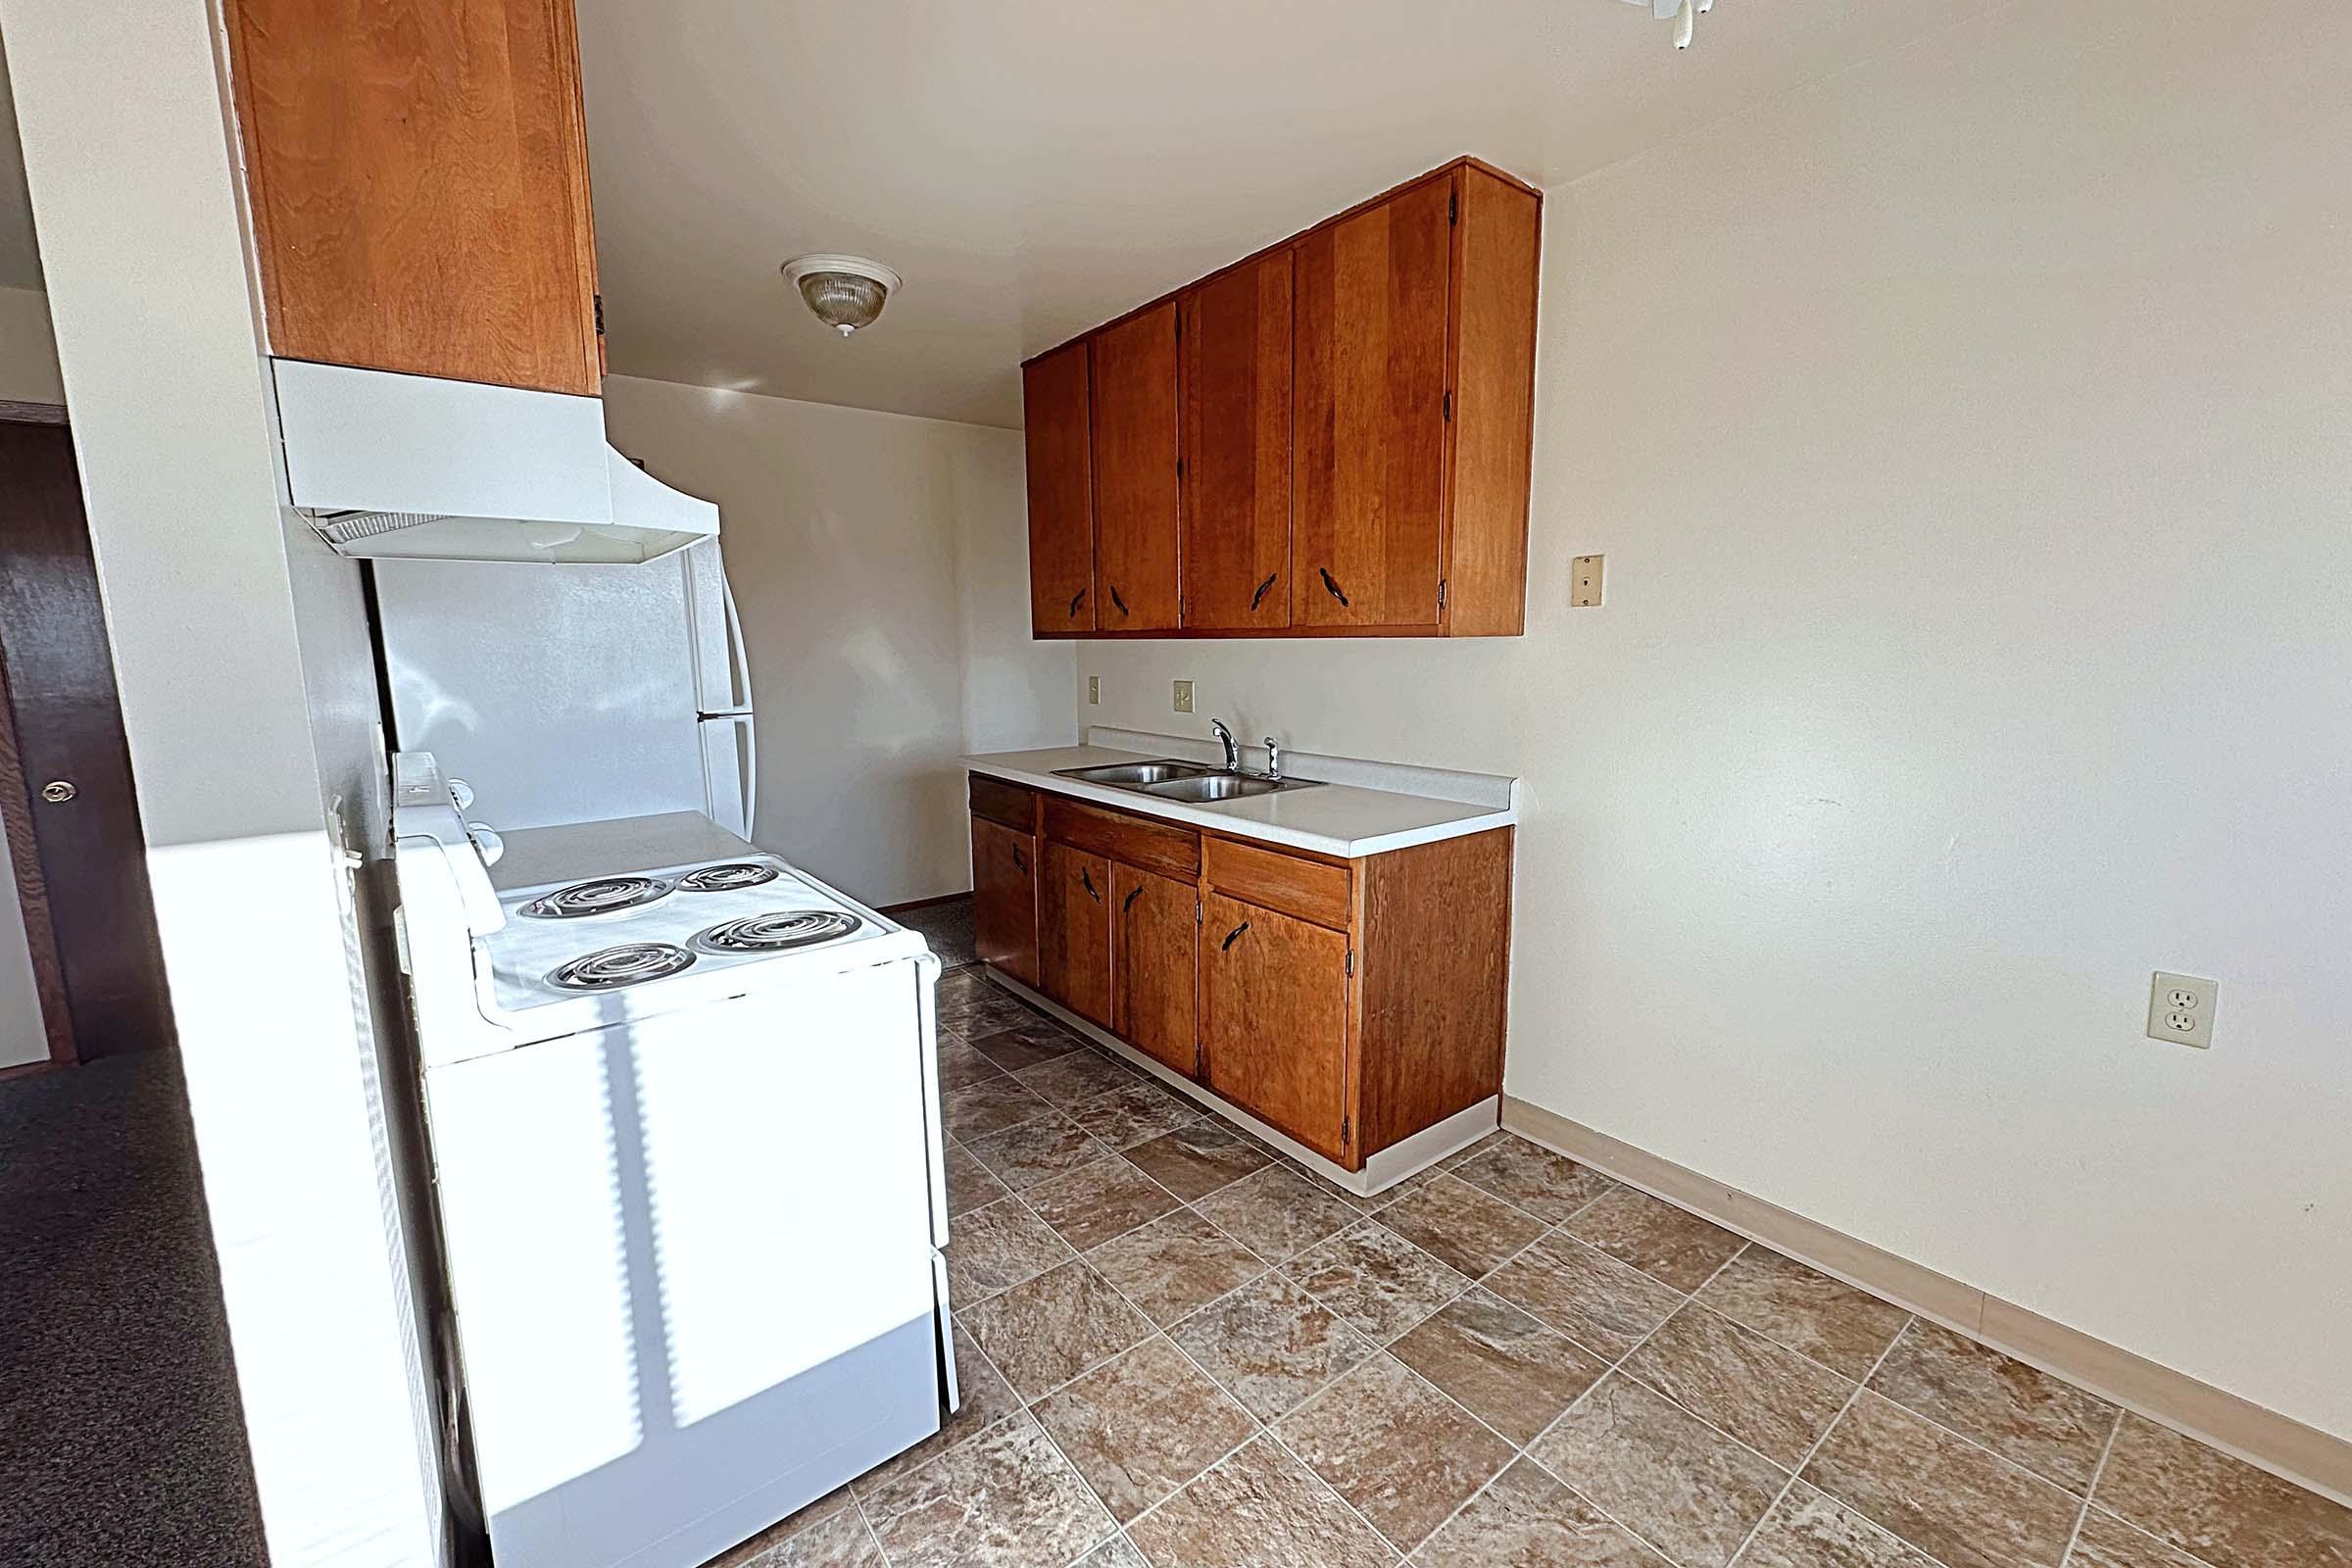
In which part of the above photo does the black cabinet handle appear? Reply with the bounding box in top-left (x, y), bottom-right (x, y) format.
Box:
top-left (1220, 920), bottom-right (1251, 951)
top-left (1080, 865), bottom-right (1101, 902)
top-left (1109, 584), bottom-right (1130, 617)
top-left (1122, 884), bottom-right (1144, 912)
top-left (1010, 847), bottom-right (1027, 875)
top-left (1319, 567), bottom-right (1349, 608)
top-left (1068, 588), bottom-right (1087, 619)
top-left (1250, 572), bottom-right (1278, 612)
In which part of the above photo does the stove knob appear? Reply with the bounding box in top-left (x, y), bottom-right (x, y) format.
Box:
top-left (39, 780), bottom-right (75, 804)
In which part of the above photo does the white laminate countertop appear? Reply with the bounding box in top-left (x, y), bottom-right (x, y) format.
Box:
top-left (964, 729), bottom-right (1518, 858)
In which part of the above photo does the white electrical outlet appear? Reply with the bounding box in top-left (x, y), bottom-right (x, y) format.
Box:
top-left (1173, 679), bottom-right (1194, 713)
top-left (1088, 675), bottom-right (1100, 706)
top-left (2147, 972), bottom-right (2217, 1049)
top-left (1571, 554), bottom-right (1605, 608)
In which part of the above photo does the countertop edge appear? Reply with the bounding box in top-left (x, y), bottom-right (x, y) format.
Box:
top-left (961, 755), bottom-right (1518, 858)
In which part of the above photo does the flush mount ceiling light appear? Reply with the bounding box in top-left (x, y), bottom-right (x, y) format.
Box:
top-left (780, 253), bottom-right (902, 337)
top-left (1623, 0), bottom-right (1716, 50)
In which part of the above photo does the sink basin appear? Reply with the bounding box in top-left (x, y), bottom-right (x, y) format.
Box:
top-left (1054, 759), bottom-right (1217, 787)
top-left (1139, 772), bottom-right (1323, 803)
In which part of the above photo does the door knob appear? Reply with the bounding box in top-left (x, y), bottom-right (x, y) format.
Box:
top-left (39, 780), bottom-right (75, 804)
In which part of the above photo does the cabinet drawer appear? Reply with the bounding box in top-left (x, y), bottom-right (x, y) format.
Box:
top-left (968, 773), bottom-right (1040, 833)
top-left (1201, 836), bottom-right (1351, 930)
top-left (1041, 796), bottom-right (1200, 880)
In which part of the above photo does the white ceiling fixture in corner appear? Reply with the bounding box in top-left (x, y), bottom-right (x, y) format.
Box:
top-left (1624, 0), bottom-right (1719, 51)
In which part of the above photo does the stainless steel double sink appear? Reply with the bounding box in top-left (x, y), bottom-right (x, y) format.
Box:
top-left (1054, 759), bottom-right (1324, 804)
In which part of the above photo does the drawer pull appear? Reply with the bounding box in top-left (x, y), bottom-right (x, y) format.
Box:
top-left (1067, 587), bottom-right (1087, 619)
top-left (1250, 572), bottom-right (1277, 612)
top-left (1319, 567), bottom-right (1349, 608)
top-left (1123, 884), bottom-right (1144, 912)
top-left (1010, 846), bottom-right (1027, 875)
top-left (1220, 920), bottom-right (1251, 951)
top-left (1110, 584), bottom-right (1130, 617)
top-left (1080, 865), bottom-right (1102, 902)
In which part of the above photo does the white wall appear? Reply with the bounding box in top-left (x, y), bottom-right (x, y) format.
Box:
top-left (1083, 0), bottom-right (2352, 1440)
top-left (603, 375), bottom-right (1071, 906)
top-left (1, 1), bottom-right (445, 1561)
top-left (0, 279), bottom-right (57, 402)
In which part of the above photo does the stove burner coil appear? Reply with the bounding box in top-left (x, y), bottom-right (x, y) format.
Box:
top-left (548, 942), bottom-right (696, 990)
top-left (697, 910), bottom-right (861, 954)
top-left (677, 862), bottom-right (781, 893)
top-left (520, 876), bottom-right (670, 919)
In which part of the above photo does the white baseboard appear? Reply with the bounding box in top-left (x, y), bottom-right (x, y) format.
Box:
top-left (1502, 1096), bottom-right (2352, 1509)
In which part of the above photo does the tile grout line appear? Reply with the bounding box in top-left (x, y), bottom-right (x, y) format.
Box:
top-left (1714, 1309), bottom-right (1921, 1568)
top-left (2058, 1414), bottom-right (2128, 1568)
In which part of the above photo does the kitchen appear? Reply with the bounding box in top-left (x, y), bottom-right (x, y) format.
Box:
top-left (0, 4), bottom-right (2347, 1568)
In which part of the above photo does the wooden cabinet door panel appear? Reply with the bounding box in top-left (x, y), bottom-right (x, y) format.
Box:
top-left (969, 815), bottom-right (1039, 986)
top-left (1200, 893), bottom-right (1349, 1161)
top-left (1181, 253), bottom-right (1293, 630)
top-left (1111, 863), bottom-right (1198, 1077)
top-left (226, 0), bottom-right (603, 395)
top-left (1040, 842), bottom-right (1112, 1027)
top-left (1292, 176), bottom-right (1451, 629)
top-left (1091, 303), bottom-right (1181, 630)
top-left (1023, 342), bottom-right (1096, 634)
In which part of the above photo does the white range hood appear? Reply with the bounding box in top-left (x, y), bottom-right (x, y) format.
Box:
top-left (270, 360), bottom-right (719, 564)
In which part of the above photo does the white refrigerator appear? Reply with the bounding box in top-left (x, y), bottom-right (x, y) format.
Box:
top-left (373, 541), bottom-right (757, 836)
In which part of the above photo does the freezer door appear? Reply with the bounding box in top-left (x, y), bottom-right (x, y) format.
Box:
top-left (683, 541), bottom-right (753, 715)
top-left (375, 557), bottom-right (705, 829)
top-left (698, 714), bottom-right (757, 839)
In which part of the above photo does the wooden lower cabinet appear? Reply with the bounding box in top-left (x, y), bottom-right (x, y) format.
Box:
top-left (968, 814), bottom-right (1038, 986)
top-left (1111, 863), bottom-right (1198, 1076)
top-left (968, 771), bottom-right (1512, 1173)
top-left (1200, 892), bottom-right (1351, 1162)
top-left (1039, 841), bottom-right (1112, 1027)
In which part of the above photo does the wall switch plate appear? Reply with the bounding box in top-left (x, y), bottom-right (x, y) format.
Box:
top-left (1088, 675), bottom-right (1100, 706)
top-left (2147, 972), bottom-right (2217, 1049)
top-left (1172, 679), bottom-right (1194, 713)
top-left (1572, 555), bottom-right (1604, 607)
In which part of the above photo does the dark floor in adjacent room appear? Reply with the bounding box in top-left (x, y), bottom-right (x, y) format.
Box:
top-left (0, 1053), bottom-right (268, 1566)
top-left (890, 894), bottom-right (977, 970)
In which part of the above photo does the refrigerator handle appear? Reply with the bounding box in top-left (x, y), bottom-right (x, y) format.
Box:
top-left (720, 567), bottom-right (754, 713)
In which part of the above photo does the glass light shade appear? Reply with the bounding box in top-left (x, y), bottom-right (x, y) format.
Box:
top-left (797, 271), bottom-right (889, 335)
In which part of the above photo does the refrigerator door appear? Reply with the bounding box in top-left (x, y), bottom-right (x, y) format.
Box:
top-left (698, 714), bottom-right (757, 840)
top-left (683, 541), bottom-right (753, 716)
top-left (375, 557), bottom-right (705, 830)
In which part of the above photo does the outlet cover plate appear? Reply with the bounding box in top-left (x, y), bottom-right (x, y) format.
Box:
top-left (2147, 971), bottom-right (2217, 1049)
top-left (1572, 555), bottom-right (1604, 608)
top-left (1088, 675), bottom-right (1100, 706)
top-left (1172, 679), bottom-right (1194, 713)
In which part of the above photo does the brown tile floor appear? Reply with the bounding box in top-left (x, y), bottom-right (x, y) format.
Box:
top-left (714, 970), bottom-right (2352, 1568)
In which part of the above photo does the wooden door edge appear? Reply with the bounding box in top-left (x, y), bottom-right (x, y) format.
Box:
top-left (0, 612), bottom-right (77, 1070)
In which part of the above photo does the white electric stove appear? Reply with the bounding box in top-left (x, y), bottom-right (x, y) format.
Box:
top-left (390, 752), bottom-right (954, 1568)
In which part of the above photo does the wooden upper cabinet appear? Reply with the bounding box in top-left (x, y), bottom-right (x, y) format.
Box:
top-left (1019, 157), bottom-right (1539, 641)
top-left (1294, 175), bottom-right (1452, 630)
top-left (225, 0), bottom-right (604, 396)
top-left (969, 814), bottom-right (1039, 988)
top-left (1200, 892), bottom-right (1351, 1161)
top-left (1090, 304), bottom-right (1181, 631)
top-left (1023, 342), bottom-right (1097, 634)
top-left (1111, 863), bottom-right (1198, 1077)
top-left (1180, 252), bottom-right (1294, 631)
top-left (1039, 841), bottom-right (1112, 1028)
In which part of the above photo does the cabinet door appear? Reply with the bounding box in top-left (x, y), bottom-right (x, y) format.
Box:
top-left (1111, 864), bottom-right (1198, 1076)
top-left (1180, 253), bottom-right (1293, 631)
top-left (1023, 341), bottom-right (1097, 634)
top-left (969, 815), bottom-right (1038, 987)
top-left (1293, 176), bottom-right (1452, 629)
top-left (1090, 302), bottom-right (1181, 631)
top-left (1200, 893), bottom-right (1350, 1161)
top-left (1039, 842), bottom-right (1112, 1028)
top-left (226, 0), bottom-right (603, 395)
